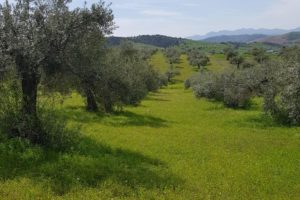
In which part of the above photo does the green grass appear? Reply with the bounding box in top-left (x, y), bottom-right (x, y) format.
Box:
top-left (180, 40), bottom-right (228, 54)
top-left (149, 51), bottom-right (170, 73)
top-left (0, 52), bottom-right (300, 199)
top-left (207, 54), bottom-right (235, 72)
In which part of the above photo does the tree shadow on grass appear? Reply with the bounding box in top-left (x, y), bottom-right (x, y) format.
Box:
top-left (230, 113), bottom-right (290, 129)
top-left (107, 111), bottom-right (169, 128)
top-left (0, 136), bottom-right (182, 196)
top-left (145, 95), bottom-right (170, 102)
top-left (56, 107), bottom-right (169, 128)
top-left (169, 79), bottom-right (184, 85)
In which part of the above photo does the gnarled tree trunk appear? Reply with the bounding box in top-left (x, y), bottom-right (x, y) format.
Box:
top-left (85, 87), bottom-right (98, 112)
top-left (103, 98), bottom-right (113, 113)
top-left (21, 71), bottom-right (39, 117)
top-left (16, 55), bottom-right (41, 143)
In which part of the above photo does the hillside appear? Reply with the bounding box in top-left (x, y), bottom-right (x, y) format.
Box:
top-left (107, 35), bottom-right (186, 48)
top-left (203, 34), bottom-right (267, 43)
top-left (188, 27), bottom-right (300, 40)
top-left (256, 32), bottom-right (300, 46)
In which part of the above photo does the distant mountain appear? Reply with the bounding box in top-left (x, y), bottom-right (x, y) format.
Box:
top-left (203, 34), bottom-right (268, 43)
top-left (107, 35), bottom-right (185, 48)
top-left (255, 32), bottom-right (300, 46)
top-left (188, 27), bottom-right (300, 40)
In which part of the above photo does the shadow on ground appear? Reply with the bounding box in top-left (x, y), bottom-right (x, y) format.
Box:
top-left (0, 136), bottom-right (182, 195)
top-left (58, 107), bottom-right (169, 128)
top-left (230, 114), bottom-right (290, 129)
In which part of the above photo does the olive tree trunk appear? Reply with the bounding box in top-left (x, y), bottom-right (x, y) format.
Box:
top-left (16, 56), bottom-right (42, 143)
top-left (21, 71), bottom-right (39, 117)
top-left (85, 87), bottom-right (98, 112)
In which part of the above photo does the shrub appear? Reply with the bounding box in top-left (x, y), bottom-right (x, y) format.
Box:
top-left (263, 59), bottom-right (300, 125)
top-left (189, 68), bottom-right (263, 109)
top-left (223, 71), bottom-right (252, 108)
top-left (191, 72), bottom-right (224, 101)
top-left (159, 74), bottom-right (169, 87)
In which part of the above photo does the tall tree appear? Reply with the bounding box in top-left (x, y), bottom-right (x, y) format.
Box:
top-left (0, 0), bottom-right (114, 142)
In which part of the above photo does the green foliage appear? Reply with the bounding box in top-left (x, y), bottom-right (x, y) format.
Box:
top-left (229, 54), bottom-right (245, 69)
top-left (280, 45), bottom-right (300, 62)
top-left (263, 57), bottom-right (300, 125)
top-left (82, 42), bottom-right (163, 112)
top-left (242, 60), bottom-right (256, 69)
top-left (189, 67), bottom-right (263, 109)
top-left (187, 48), bottom-right (210, 69)
top-left (0, 0), bottom-right (115, 143)
top-left (224, 46), bottom-right (238, 61)
top-left (251, 47), bottom-right (269, 63)
top-left (107, 35), bottom-right (185, 48)
top-left (190, 72), bottom-right (224, 101)
top-left (164, 47), bottom-right (181, 64)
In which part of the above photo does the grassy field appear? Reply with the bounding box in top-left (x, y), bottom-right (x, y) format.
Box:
top-left (0, 52), bottom-right (299, 199)
top-left (207, 54), bottom-right (235, 72)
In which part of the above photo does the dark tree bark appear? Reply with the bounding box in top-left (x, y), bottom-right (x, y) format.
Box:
top-left (103, 98), bottom-right (113, 113)
top-left (85, 87), bottom-right (98, 112)
top-left (16, 55), bottom-right (40, 117)
top-left (15, 55), bottom-right (42, 143)
top-left (21, 71), bottom-right (39, 117)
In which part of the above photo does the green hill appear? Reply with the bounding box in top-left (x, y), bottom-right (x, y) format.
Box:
top-left (256, 32), bottom-right (300, 46)
top-left (107, 35), bottom-right (185, 48)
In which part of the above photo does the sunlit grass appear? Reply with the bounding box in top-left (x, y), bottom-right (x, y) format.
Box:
top-left (208, 54), bottom-right (235, 72)
top-left (0, 52), bottom-right (299, 199)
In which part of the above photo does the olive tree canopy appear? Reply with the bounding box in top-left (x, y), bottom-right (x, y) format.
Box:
top-left (0, 0), bottom-right (115, 142)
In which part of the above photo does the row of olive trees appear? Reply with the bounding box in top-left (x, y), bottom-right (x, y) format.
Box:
top-left (187, 45), bottom-right (300, 125)
top-left (186, 67), bottom-right (264, 108)
top-left (164, 47), bottom-right (181, 82)
top-left (61, 39), bottom-right (161, 113)
top-left (0, 0), bottom-right (163, 146)
top-left (224, 46), bottom-right (269, 69)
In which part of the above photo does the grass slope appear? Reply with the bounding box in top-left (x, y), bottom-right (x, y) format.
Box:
top-left (207, 54), bottom-right (234, 72)
top-left (0, 52), bottom-right (299, 199)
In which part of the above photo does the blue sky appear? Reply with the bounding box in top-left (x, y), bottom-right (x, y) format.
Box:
top-left (70, 0), bottom-right (300, 37)
top-left (2, 0), bottom-right (300, 37)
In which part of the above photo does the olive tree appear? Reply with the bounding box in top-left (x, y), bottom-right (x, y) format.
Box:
top-left (164, 47), bottom-right (181, 82)
top-left (165, 47), bottom-right (181, 65)
top-left (96, 42), bottom-right (161, 113)
top-left (187, 48), bottom-right (210, 70)
top-left (251, 47), bottom-right (269, 64)
top-left (0, 0), bottom-right (114, 143)
top-left (63, 27), bottom-right (109, 112)
top-left (263, 47), bottom-right (300, 125)
top-left (230, 54), bottom-right (245, 69)
top-left (224, 47), bottom-right (238, 61)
